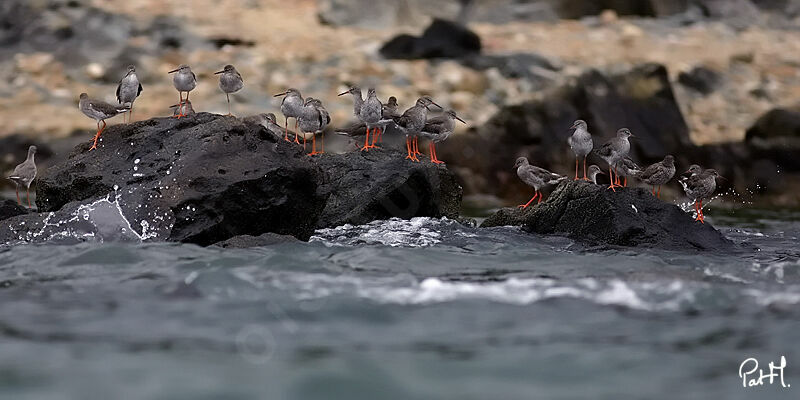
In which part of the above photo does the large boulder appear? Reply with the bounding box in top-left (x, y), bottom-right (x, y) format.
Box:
top-left (481, 181), bottom-right (735, 251)
top-left (34, 113), bottom-right (326, 245)
top-left (745, 108), bottom-right (800, 142)
top-left (316, 150), bottom-right (462, 228)
top-left (380, 19), bottom-right (481, 60)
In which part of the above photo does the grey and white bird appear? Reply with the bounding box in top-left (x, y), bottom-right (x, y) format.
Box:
top-left (242, 112), bottom-right (283, 138)
top-left (617, 157), bottom-right (641, 187)
top-left (79, 93), bottom-right (129, 151)
top-left (638, 155), bottom-right (676, 198)
top-left (215, 64), bottom-right (243, 116)
top-left (168, 64), bottom-right (196, 118)
top-left (298, 97), bottom-right (330, 156)
top-left (567, 119), bottom-right (593, 181)
top-left (273, 88), bottom-right (304, 143)
top-left (7, 145), bottom-right (37, 208)
top-left (679, 168), bottom-right (722, 223)
top-left (594, 128), bottom-right (634, 191)
top-left (395, 96), bottom-right (442, 162)
top-left (339, 86), bottom-right (379, 151)
top-left (116, 65), bottom-right (142, 123)
top-left (587, 165), bottom-right (604, 184)
top-left (513, 157), bottom-right (567, 208)
top-left (169, 99), bottom-right (195, 117)
top-left (419, 109), bottom-right (465, 164)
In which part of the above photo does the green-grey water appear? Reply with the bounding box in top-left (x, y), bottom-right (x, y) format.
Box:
top-left (0, 210), bottom-right (798, 399)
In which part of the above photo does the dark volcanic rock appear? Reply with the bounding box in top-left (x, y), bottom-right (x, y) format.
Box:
top-left (678, 66), bottom-right (723, 95)
top-left (212, 233), bottom-right (299, 248)
top-left (380, 19), bottom-right (481, 59)
top-left (315, 150), bottom-right (462, 229)
top-left (480, 207), bottom-right (530, 228)
top-left (0, 199), bottom-right (28, 222)
top-left (483, 181), bottom-right (734, 251)
top-left (35, 113), bottom-right (326, 244)
top-left (745, 108), bottom-right (800, 141)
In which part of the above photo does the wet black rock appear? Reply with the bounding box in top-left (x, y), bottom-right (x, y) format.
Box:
top-left (678, 66), bottom-right (723, 95)
top-left (315, 149), bottom-right (462, 229)
top-left (212, 233), bottom-right (299, 249)
top-left (0, 199), bottom-right (28, 223)
top-left (35, 113), bottom-right (326, 245)
top-left (482, 181), bottom-right (735, 251)
top-left (480, 206), bottom-right (529, 228)
top-left (380, 19), bottom-right (481, 59)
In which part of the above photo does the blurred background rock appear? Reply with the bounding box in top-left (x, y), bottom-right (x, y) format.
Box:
top-left (3, 0), bottom-right (800, 209)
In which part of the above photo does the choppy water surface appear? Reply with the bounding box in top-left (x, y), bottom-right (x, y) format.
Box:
top-left (0, 210), bottom-right (798, 399)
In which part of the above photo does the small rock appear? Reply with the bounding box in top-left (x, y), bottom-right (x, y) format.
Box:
top-left (86, 63), bottom-right (106, 80)
top-left (678, 66), bottom-right (723, 95)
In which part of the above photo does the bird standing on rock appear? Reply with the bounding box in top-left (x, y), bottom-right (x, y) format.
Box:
top-left (419, 109), bottom-right (465, 164)
top-left (168, 64), bottom-right (196, 118)
top-left (215, 64), bottom-right (243, 116)
top-left (298, 97), bottom-right (330, 156)
top-left (242, 113), bottom-right (284, 139)
top-left (7, 145), bottom-right (37, 208)
top-left (567, 119), bottom-right (593, 181)
top-left (116, 65), bottom-right (142, 123)
top-left (595, 128), bottom-right (633, 191)
top-left (274, 88), bottom-right (304, 143)
top-left (638, 155), bottom-right (676, 198)
top-left (170, 99), bottom-right (194, 117)
top-left (396, 97), bottom-right (442, 162)
top-left (680, 168), bottom-right (722, 223)
top-left (79, 93), bottom-right (130, 151)
top-left (375, 96), bottom-right (400, 144)
top-left (617, 157), bottom-right (641, 187)
top-left (513, 157), bottom-right (567, 208)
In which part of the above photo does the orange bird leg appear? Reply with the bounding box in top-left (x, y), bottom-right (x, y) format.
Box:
top-left (405, 137), bottom-right (414, 160)
top-left (537, 191), bottom-right (543, 204)
top-left (174, 92), bottom-right (185, 118)
top-left (606, 166), bottom-right (616, 191)
top-left (410, 137), bottom-right (420, 162)
top-left (429, 142), bottom-right (436, 163)
top-left (90, 120), bottom-right (106, 151)
top-left (518, 191), bottom-right (539, 208)
top-left (583, 157), bottom-right (590, 181)
top-left (413, 136), bottom-right (421, 156)
top-left (284, 117), bottom-right (289, 141)
top-left (657, 186), bottom-right (662, 199)
top-left (652, 186), bottom-right (656, 196)
top-left (15, 186), bottom-right (20, 205)
top-left (573, 158), bottom-right (579, 180)
top-left (369, 127), bottom-right (380, 148)
top-left (308, 134), bottom-right (319, 156)
top-left (361, 127), bottom-right (371, 151)
top-left (294, 120), bottom-right (301, 144)
top-left (432, 143), bottom-right (444, 164)
top-left (320, 132), bottom-right (325, 154)
top-left (624, 176), bottom-right (628, 187)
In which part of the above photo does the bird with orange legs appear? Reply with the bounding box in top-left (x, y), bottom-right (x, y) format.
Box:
top-left (419, 109), bottom-right (465, 164)
top-left (78, 93), bottom-right (129, 151)
top-left (395, 97), bottom-right (442, 162)
top-left (168, 64), bottom-right (196, 118)
top-left (298, 97), bottom-right (330, 156)
top-left (567, 119), bottom-right (593, 181)
top-left (513, 157), bottom-right (567, 208)
top-left (594, 128), bottom-right (633, 191)
top-left (638, 155), bottom-right (676, 198)
top-left (680, 168), bottom-right (722, 223)
top-left (274, 88), bottom-right (305, 143)
top-left (7, 145), bottom-right (37, 208)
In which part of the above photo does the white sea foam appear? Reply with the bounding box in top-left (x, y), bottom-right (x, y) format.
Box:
top-left (311, 217), bottom-right (446, 247)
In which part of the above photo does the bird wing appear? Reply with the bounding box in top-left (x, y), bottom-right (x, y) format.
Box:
top-left (137, 82), bottom-right (143, 96)
top-left (317, 106), bottom-right (330, 127)
top-left (191, 71), bottom-right (197, 83)
top-left (115, 82), bottom-right (122, 104)
top-left (530, 165), bottom-right (562, 181)
top-left (422, 116), bottom-right (447, 135)
top-left (639, 162), bottom-right (661, 180)
top-left (594, 142), bottom-right (614, 158)
top-left (90, 100), bottom-right (129, 115)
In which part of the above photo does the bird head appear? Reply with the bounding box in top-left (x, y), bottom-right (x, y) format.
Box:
top-left (215, 64), bottom-right (236, 74)
top-left (663, 155), bottom-right (675, 165)
top-left (445, 109), bottom-right (466, 124)
top-left (366, 88), bottom-right (378, 98)
top-left (28, 145), bottom-right (37, 155)
top-left (617, 128), bottom-right (634, 139)
top-left (588, 165), bottom-right (603, 175)
top-left (571, 119), bottom-right (587, 130)
top-left (168, 64), bottom-right (190, 74)
top-left (126, 65), bottom-right (136, 73)
top-left (79, 93), bottom-right (88, 100)
top-left (513, 157), bottom-right (528, 169)
top-left (418, 96), bottom-right (442, 110)
top-left (274, 88), bottom-right (300, 98)
top-left (387, 96), bottom-right (398, 106)
top-left (685, 164), bottom-right (702, 175)
top-left (338, 86), bottom-right (361, 97)
top-left (264, 113), bottom-right (277, 124)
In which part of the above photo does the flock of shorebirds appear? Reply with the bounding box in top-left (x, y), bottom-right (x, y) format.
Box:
top-left (8, 64), bottom-right (721, 223)
top-left (76, 64), bottom-right (465, 161)
top-left (515, 119), bottom-right (723, 223)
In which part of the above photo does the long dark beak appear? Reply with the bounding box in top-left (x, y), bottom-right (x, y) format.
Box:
top-left (168, 68), bottom-right (179, 74)
top-left (214, 70), bottom-right (224, 75)
top-left (337, 91), bottom-right (349, 96)
top-left (455, 116), bottom-right (466, 124)
top-left (431, 101), bottom-right (443, 109)
top-left (273, 91), bottom-right (288, 97)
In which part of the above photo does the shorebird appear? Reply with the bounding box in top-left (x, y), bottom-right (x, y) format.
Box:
top-left (298, 97), bottom-right (330, 156)
top-left (215, 64), bottom-right (243, 116)
top-left (242, 112), bottom-right (283, 138)
top-left (567, 119), bottom-right (593, 181)
top-left (79, 93), bottom-right (129, 151)
top-left (513, 157), bottom-right (567, 208)
top-left (7, 145), bottom-right (37, 208)
top-left (374, 96), bottom-right (400, 144)
top-left (680, 168), bottom-right (722, 223)
top-left (682, 164), bottom-right (703, 180)
top-left (274, 88), bottom-right (304, 143)
top-left (396, 96), bottom-right (441, 162)
top-left (339, 86), bottom-right (380, 151)
top-left (168, 64), bottom-right (196, 118)
top-left (595, 128), bottom-right (633, 191)
top-left (116, 65), bottom-right (142, 123)
top-left (419, 109), bottom-right (465, 164)
top-left (617, 157), bottom-right (641, 187)
top-left (587, 165), bottom-right (604, 184)
top-left (638, 155), bottom-right (676, 198)
top-left (169, 99), bottom-right (195, 117)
